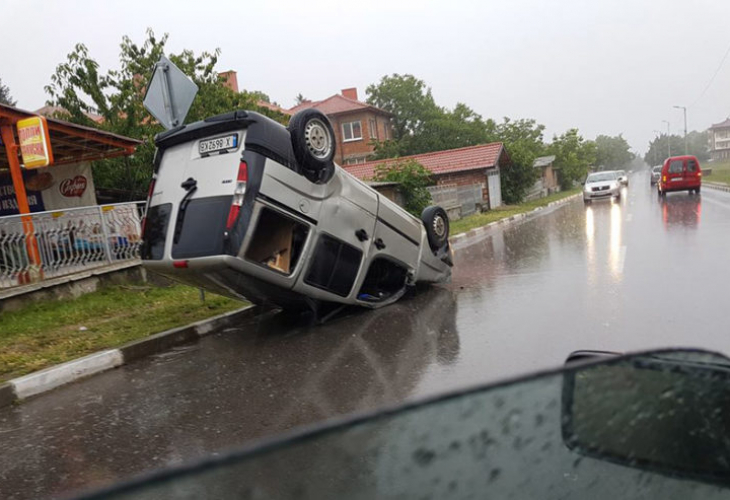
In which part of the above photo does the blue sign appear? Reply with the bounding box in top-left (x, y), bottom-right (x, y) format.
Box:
top-left (0, 171), bottom-right (46, 216)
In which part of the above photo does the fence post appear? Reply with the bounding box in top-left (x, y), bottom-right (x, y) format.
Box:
top-left (98, 205), bottom-right (114, 263)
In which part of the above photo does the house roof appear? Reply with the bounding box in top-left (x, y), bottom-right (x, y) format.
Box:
top-left (0, 103), bottom-right (140, 170)
top-left (289, 94), bottom-right (392, 117)
top-left (533, 155), bottom-right (556, 168)
top-left (35, 105), bottom-right (104, 124)
top-left (710, 118), bottom-right (730, 129)
top-left (343, 142), bottom-right (505, 180)
top-left (256, 100), bottom-right (292, 116)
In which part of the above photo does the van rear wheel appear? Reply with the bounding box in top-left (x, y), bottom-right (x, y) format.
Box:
top-left (288, 109), bottom-right (336, 183)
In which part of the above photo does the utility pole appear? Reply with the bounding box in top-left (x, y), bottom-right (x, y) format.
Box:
top-left (674, 105), bottom-right (688, 154)
top-left (662, 120), bottom-right (671, 157)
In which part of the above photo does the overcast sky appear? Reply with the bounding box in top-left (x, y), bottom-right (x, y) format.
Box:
top-left (3, 0), bottom-right (730, 154)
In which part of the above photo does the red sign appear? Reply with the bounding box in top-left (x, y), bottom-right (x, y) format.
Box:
top-left (59, 176), bottom-right (87, 197)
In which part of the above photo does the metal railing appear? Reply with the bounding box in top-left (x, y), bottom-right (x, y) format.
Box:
top-left (0, 201), bottom-right (145, 289)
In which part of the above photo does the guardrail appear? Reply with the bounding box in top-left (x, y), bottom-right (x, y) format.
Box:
top-left (0, 201), bottom-right (145, 289)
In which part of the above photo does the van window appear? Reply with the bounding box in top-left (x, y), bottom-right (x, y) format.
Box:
top-left (172, 196), bottom-right (231, 259)
top-left (141, 203), bottom-right (171, 260)
top-left (687, 159), bottom-right (698, 172)
top-left (668, 160), bottom-right (684, 174)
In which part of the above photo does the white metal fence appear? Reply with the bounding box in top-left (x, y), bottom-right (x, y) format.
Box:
top-left (0, 202), bottom-right (145, 289)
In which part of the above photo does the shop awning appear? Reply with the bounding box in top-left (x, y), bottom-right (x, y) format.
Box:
top-left (0, 103), bottom-right (140, 170)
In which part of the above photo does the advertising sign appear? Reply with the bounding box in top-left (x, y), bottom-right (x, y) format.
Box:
top-left (16, 116), bottom-right (54, 168)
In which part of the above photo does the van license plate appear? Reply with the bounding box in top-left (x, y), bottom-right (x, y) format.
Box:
top-left (199, 135), bottom-right (237, 155)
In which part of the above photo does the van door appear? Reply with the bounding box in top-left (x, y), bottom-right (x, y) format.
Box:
top-left (149, 129), bottom-right (245, 260)
top-left (686, 157), bottom-right (700, 187)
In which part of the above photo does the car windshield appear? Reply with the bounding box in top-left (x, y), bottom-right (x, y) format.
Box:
top-left (653, 166), bottom-right (663, 173)
top-left (78, 350), bottom-right (730, 500)
top-left (586, 172), bottom-right (618, 182)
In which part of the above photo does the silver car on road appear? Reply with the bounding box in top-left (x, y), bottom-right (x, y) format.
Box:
top-left (583, 171), bottom-right (621, 203)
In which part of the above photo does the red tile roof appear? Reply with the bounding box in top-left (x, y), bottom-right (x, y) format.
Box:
top-left (256, 100), bottom-right (292, 115)
top-left (343, 143), bottom-right (506, 180)
top-left (289, 94), bottom-right (391, 117)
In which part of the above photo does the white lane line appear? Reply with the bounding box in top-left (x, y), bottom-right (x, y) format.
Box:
top-left (618, 246), bottom-right (627, 274)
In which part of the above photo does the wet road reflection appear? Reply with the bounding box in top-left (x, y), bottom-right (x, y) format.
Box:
top-left (2, 171), bottom-right (730, 499)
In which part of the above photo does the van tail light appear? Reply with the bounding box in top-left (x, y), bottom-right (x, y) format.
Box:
top-left (140, 177), bottom-right (157, 236)
top-left (663, 176), bottom-right (666, 182)
top-left (698, 171), bottom-right (702, 177)
top-left (226, 161), bottom-right (248, 230)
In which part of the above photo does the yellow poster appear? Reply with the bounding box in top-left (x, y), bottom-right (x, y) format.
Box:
top-left (17, 116), bottom-right (53, 169)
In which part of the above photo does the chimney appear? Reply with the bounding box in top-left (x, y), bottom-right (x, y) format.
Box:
top-left (341, 87), bottom-right (358, 101)
top-left (220, 71), bottom-right (239, 93)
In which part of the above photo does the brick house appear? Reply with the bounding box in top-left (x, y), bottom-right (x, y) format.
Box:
top-left (343, 143), bottom-right (510, 209)
top-left (709, 118), bottom-right (730, 161)
top-left (289, 88), bottom-right (394, 165)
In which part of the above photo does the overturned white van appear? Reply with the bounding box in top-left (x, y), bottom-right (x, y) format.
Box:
top-left (141, 109), bottom-right (453, 315)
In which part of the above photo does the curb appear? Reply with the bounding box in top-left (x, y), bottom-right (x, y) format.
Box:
top-left (0, 305), bottom-right (260, 409)
top-left (704, 182), bottom-right (730, 193)
top-left (449, 193), bottom-right (581, 244)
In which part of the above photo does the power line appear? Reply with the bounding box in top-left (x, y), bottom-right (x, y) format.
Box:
top-left (690, 40), bottom-right (730, 109)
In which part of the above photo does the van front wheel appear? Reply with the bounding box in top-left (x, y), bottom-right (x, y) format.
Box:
top-left (421, 206), bottom-right (450, 251)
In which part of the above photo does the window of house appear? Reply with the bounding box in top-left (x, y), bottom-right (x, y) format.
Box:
top-left (342, 121), bottom-right (362, 141)
top-left (382, 121), bottom-right (389, 140)
top-left (345, 158), bottom-right (367, 165)
top-left (369, 119), bottom-right (377, 140)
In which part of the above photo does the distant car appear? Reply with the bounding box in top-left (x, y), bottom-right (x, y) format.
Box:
top-left (617, 170), bottom-right (629, 185)
top-left (657, 155), bottom-right (702, 197)
top-left (583, 171), bottom-right (621, 204)
top-left (141, 109), bottom-right (453, 316)
top-left (650, 166), bottom-right (662, 185)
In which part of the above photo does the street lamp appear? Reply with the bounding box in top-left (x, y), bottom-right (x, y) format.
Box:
top-left (662, 120), bottom-right (671, 157)
top-left (673, 105), bottom-right (688, 154)
top-left (652, 130), bottom-right (662, 165)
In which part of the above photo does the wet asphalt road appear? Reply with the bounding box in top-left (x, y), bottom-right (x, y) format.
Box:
top-left (2, 171), bottom-right (730, 499)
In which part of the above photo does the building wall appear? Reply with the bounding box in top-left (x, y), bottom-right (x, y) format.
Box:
top-left (711, 127), bottom-right (730, 160)
top-left (329, 112), bottom-right (393, 165)
top-left (543, 165), bottom-right (559, 189)
top-left (434, 169), bottom-right (490, 206)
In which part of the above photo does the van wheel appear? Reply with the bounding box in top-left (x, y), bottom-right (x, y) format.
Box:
top-left (421, 206), bottom-right (449, 251)
top-left (288, 109), bottom-right (336, 183)
top-left (696, 186), bottom-right (701, 194)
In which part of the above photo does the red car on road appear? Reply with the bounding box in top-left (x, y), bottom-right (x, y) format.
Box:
top-left (658, 155), bottom-right (702, 197)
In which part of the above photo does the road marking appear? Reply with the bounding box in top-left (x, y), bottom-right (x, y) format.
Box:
top-left (618, 246), bottom-right (627, 274)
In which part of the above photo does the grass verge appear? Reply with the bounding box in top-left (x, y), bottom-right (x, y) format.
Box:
top-left (706, 160), bottom-right (730, 185)
top-left (451, 188), bottom-right (580, 236)
top-left (0, 285), bottom-right (245, 382)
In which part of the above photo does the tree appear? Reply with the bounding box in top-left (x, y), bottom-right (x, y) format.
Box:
top-left (493, 118), bottom-right (545, 204)
top-left (45, 29), bottom-right (288, 198)
top-left (366, 74), bottom-right (440, 143)
top-left (0, 78), bottom-right (16, 106)
top-left (294, 93), bottom-right (308, 105)
top-left (595, 134), bottom-right (633, 170)
top-left (248, 90), bottom-right (270, 103)
top-left (373, 159), bottom-right (433, 216)
top-left (547, 129), bottom-right (597, 189)
top-left (643, 134), bottom-right (684, 165)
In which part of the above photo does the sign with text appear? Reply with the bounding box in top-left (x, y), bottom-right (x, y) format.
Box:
top-left (0, 171), bottom-right (46, 216)
top-left (17, 116), bottom-right (54, 168)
